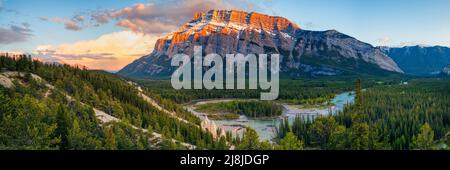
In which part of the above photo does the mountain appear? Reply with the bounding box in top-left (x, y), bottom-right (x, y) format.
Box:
top-left (381, 45), bottom-right (450, 76)
top-left (118, 10), bottom-right (403, 79)
top-left (442, 62), bottom-right (450, 75)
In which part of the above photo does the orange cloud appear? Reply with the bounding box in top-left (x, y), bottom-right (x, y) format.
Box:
top-left (44, 0), bottom-right (260, 34)
top-left (40, 17), bottom-right (82, 31)
top-left (35, 31), bottom-right (159, 71)
top-left (109, 0), bottom-right (258, 34)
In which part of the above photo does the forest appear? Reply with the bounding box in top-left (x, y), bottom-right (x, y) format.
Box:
top-left (277, 79), bottom-right (450, 150)
top-left (195, 100), bottom-right (283, 119)
top-left (0, 53), bottom-right (449, 150)
top-left (136, 79), bottom-right (359, 103)
top-left (0, 54), bottom-right (225, 150)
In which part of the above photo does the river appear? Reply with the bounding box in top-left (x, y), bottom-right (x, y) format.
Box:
top-left (185, 91), bottom-right (355, 141)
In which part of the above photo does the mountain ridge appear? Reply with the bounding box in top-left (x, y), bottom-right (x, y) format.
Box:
top-left (380, 45), bottom-right (450, 75)
top-left (118, 9), bottom-right (403, 79)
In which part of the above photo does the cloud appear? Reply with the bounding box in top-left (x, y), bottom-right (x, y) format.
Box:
top-left (397, 41), bottom-right (430, 47)
top-left (299, 21), bottom-right (317, 30)
top-left (107, 0), bottom-right (258, 34)
top-left (92, 13), bottom-right (110, 25)
top-left (64, 20), bottom-right (82, 31)
top-left (73, 15), bottom-right (85, 22)
top-left (35, 50), bottom-right (116, 61)
top-left (116, 19), bottom-right (179, 34)
top-left (34, 31), bottom-right (159, 71)
top-left (0, 0), bottom-right (19, 15)
top-left (31, 0), bottom-right (265, 70)
top-left (376, 37), bottom-right (392, 46)
top-left (40, 17), bottom-right (82, 31)
top-left (40, 17), bottom-right (61, 22)
top-left (0, 23), bottom-right (33, 44)
top-left (41, 0), bottom-right (260, 34)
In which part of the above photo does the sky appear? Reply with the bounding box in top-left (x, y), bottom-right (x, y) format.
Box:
top-left (1, 0), bottom-right (450, 71)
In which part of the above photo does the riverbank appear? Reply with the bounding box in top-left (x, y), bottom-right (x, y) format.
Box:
top-left (184, 91), bottom-right (355, 141)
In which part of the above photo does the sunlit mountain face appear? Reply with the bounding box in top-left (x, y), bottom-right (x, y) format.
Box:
top-left (118, 9), bottom-right (403, 79)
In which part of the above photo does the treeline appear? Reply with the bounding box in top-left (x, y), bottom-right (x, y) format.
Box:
top-left (278, 79), bottom-right (450, 150)
top-left (0, 54), bottom-right (228, 150)
top-left (136, 79), bottom-right (359, 103)
top-left (196, 100), bottom-right (283, 118)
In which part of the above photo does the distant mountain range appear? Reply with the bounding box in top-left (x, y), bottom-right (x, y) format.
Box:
top-left (441, 62), bottom-right (450, 75)
top-left (380, 45), bottom-right (450, 76)
top-left (118, 10), bottom-right (403, 79)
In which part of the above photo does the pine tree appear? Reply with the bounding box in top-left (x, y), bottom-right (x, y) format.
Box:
top-left (413, 123), bottom-right (434, 150)
top-left (216, 136), bottom-right (229, 150)
top-left (67, 119), bottom-right (85, 149)
top-left (0, 96), bottom-right (59, 149)
top-left (104, 127), bottom-right (117, 150)
top-left (277, 132), bottom-right (304, 150)
top-left (349, 122), bottom-right (369, 150)
top-left (355, 79), bottom-right (363, 114)
top-left (237, 128), bottom-right (263, 150)
top-left (311, 116), bottom-right (339, 149)
top-left (55, 104), bottom-right (71, 150)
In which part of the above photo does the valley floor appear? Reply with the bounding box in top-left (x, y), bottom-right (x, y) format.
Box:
top-left (1, 54), bottom-right (449, 150)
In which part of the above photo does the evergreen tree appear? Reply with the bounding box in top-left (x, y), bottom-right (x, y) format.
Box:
top-left (277, 132), bottom-right (304, 150)
top-left (67, 119), bottom-right (86, 149)
top-left (216, 136), bottom-right (229, 150)
top-left (104, 127), bottom-right (117, 150)
top-left (0, 96), bottom-right (59, 149)
top-left (55, 104), bottom-right (71, 150)
top-left (349, 122), bottom-right (369, 150)
top-left (355, 79), bottom-right (363, 115)
top-left (311, 116), bottom-right (339, 149)
top-left (237, 128), bottom-right (262, 150)
top-left (413, 123), bottom-right (434, 150)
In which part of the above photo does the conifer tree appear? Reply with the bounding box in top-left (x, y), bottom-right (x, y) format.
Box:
top-left (413, 123), bottom-right (434, 150)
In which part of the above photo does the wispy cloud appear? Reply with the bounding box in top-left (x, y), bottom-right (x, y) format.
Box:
top-left (299, 21), bottom-right (317, 30)
top-left (39, 0), bottom-right (260, 34)
top-left (106, 0), bottom-right (259, 34)
top-left (35, 50), bottom-right (116, 61)
top-left (35, 31), bottom-right (158, 70)
top-left (376, 37), bottom-right (392, 46)
top-left (398, 41), bottom-right (430, 47)
top-left (0, 22), bottom-right (33, 44)
top-left (31, 0), bottom-right (266, 70)
top-left (0, 0), bottom-right (19, 14)
top-left (39, 17), bottom-right (82, 31)
top-left (63, 20), bottom-right (82, 31)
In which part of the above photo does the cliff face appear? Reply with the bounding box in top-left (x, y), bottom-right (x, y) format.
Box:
top-left (152, 10), bottom-right (299, 58)
top-left (119, 10), bottom-right (402, 79)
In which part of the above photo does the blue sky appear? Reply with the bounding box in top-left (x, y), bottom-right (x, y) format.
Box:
top-left (269, 0), bottom-right (450, 47)
top-left (1, 0), bottom-right (449, 70)
top-left (0, 0), bottom-right (145, 51)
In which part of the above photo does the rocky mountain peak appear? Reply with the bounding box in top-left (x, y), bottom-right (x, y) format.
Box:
top-left (154, 10), bottom-right (301, 55)
top-left (188, 10), bottom-right (300, 32)
top-left (119, 10), bottom-right (403, 79)
top-left (192, 11), bottom-right (206, 21)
